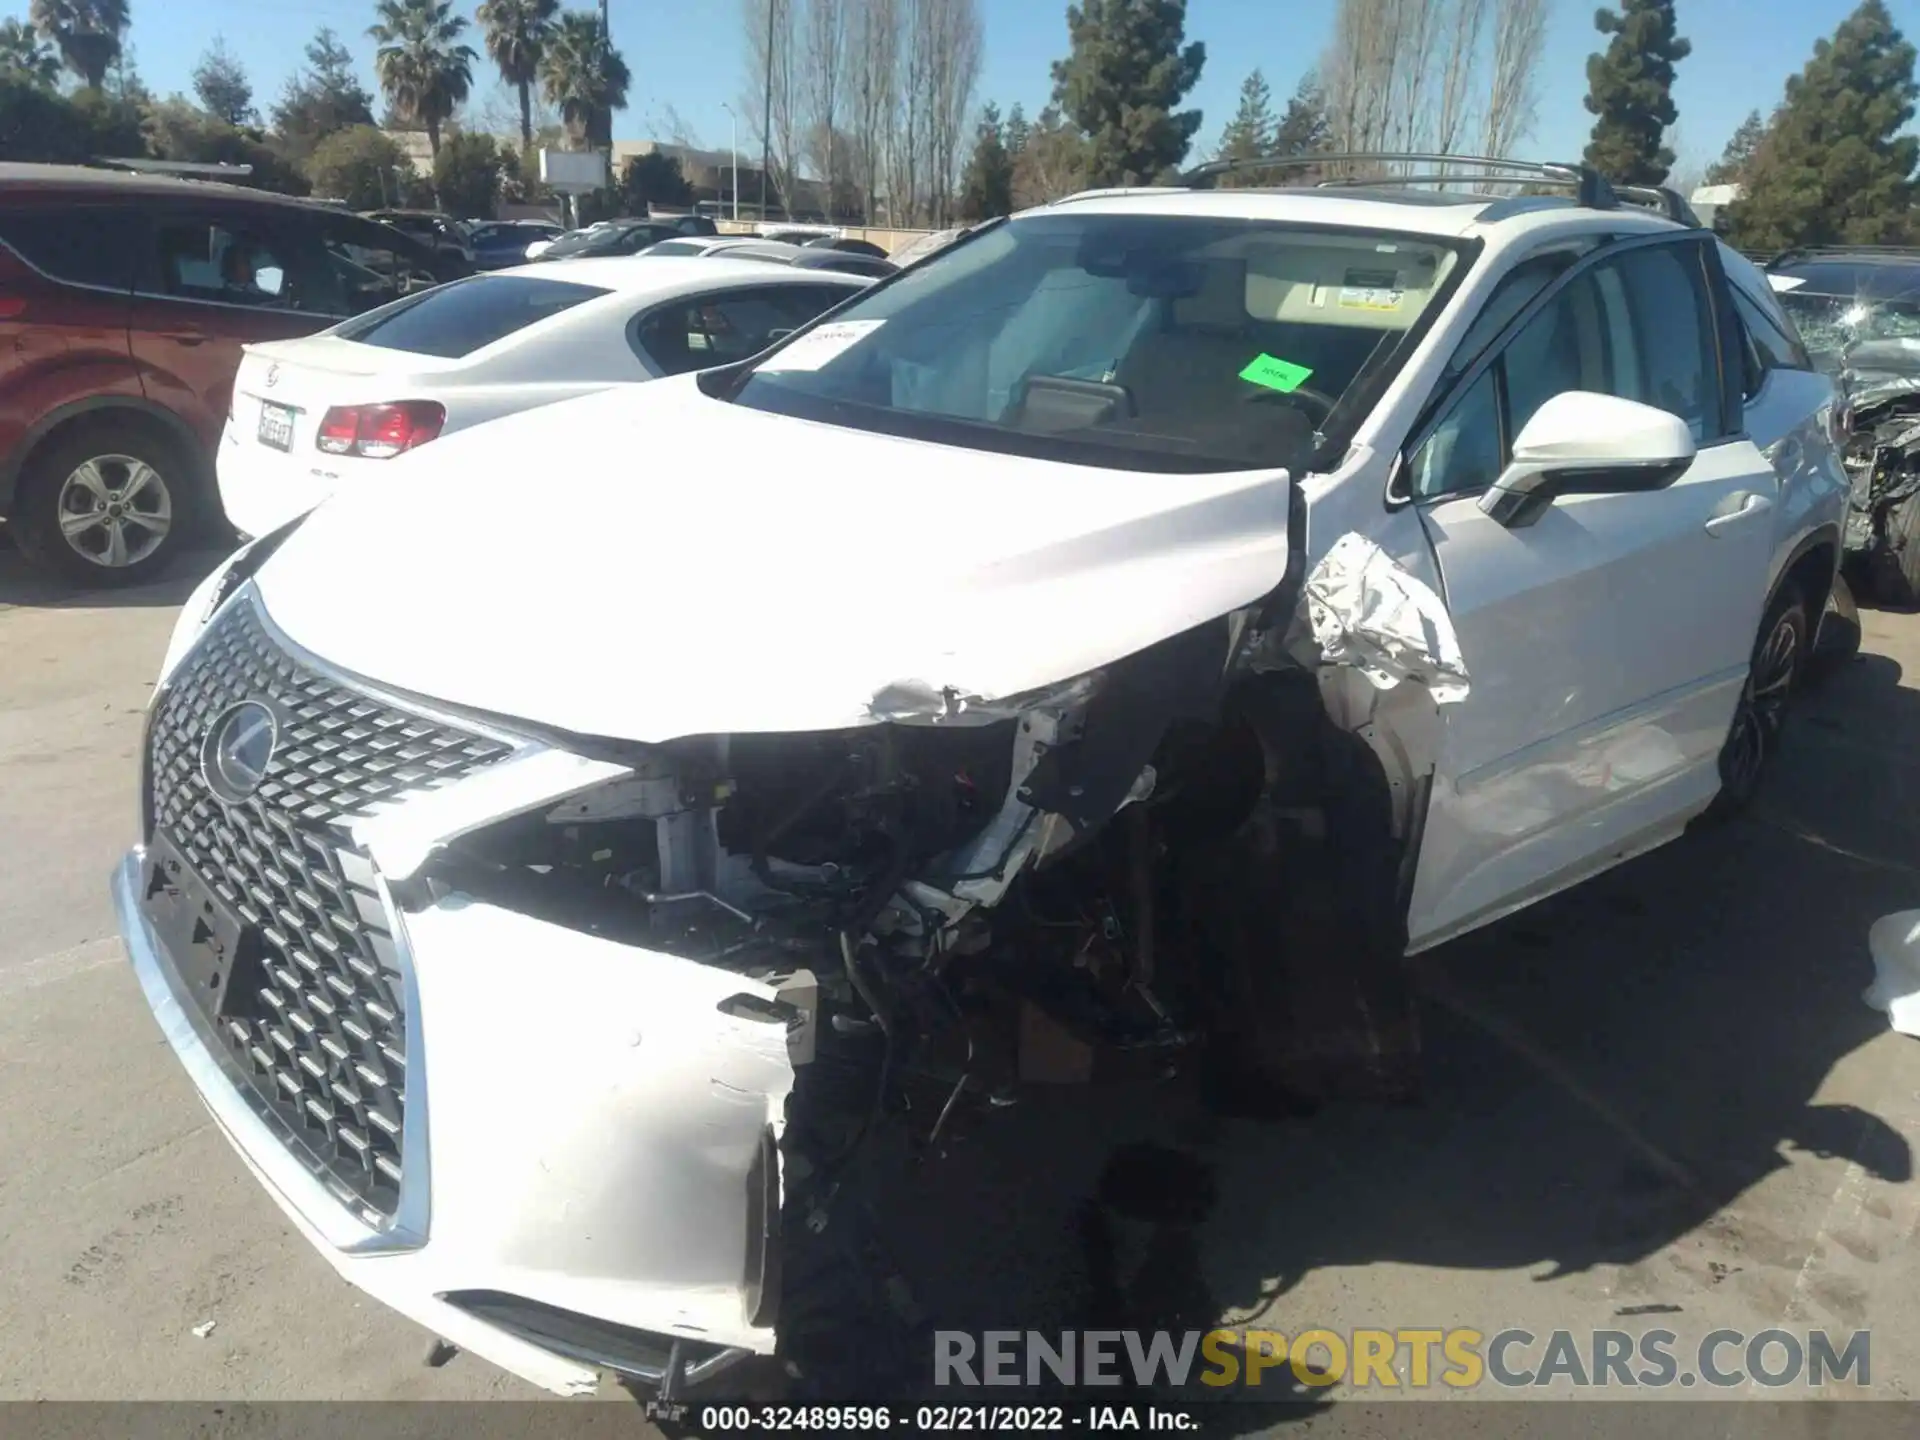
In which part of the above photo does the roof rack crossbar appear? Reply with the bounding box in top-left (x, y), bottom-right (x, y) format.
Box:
top-left (1178, 151), bottom-right (1620, 209)
top-left (1612, 183), bottom-right (1701, 226)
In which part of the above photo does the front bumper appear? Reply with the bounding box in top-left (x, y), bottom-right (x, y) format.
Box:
top-left (114, 838), bottom-right (788, 1397)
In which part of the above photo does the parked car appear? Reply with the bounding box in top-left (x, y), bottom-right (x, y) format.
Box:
top-left (359, 209), bottom-right (477, 271)
top-left (640, 236), bottom-right (898, 279)
top-left (115, 159), bottom-right (1848, 1400)
top-left (218, 258), bottom-right (867, 538)
top-left (888, 225), bottom-right (967, 268)
top-left (534, 216), bottom-right (717, 262)
top-left (468, 220), bottom-right (563, 271)
top-left (1765, 245), bottom-right (1920, 604)
top-left (0, 163), bottom-right (454, 584)
top-left (803, 235), bottom-right (890, 260)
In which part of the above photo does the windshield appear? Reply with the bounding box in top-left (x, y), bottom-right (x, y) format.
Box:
top-left (727, 212), bottom-right (1467, 474)
top-left (1778, 290), bottom-right (1920, 363)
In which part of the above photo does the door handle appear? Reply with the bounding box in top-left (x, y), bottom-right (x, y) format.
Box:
top-left (1704, 491), bottom-right (1773, 536)
top-left (169, 332), bottom-right (208, 347)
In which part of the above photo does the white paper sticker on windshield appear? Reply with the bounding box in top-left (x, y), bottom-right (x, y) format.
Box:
top-left (1768, 274), bottom-right (1806, 292)
top-left (758, 319), bottom-right (886, 372)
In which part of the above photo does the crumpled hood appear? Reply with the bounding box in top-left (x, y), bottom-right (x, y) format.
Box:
top-left (255, 378), bottom-right (1292, 744)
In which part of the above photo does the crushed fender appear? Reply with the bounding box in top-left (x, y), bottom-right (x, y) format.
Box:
top-left (1302, 532), bottom-right (1470, 702)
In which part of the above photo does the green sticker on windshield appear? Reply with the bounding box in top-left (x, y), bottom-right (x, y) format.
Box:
top-left (1239, 353), bottom-right (1315, 393)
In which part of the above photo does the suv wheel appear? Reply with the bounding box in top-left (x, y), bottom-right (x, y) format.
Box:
top-left (1705, 584), bottom-right (1807, 819)
top-left (13, 420), bottom-right (196, 588)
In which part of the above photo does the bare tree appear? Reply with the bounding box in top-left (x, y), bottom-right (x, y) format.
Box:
top-left (846, 0), bottom-right (898, 223)
top-left (886, 0), bottom-right (931, 225)
top-left (742, 0), bottom-right (801, 215)
top-left (1480, 0), bottom-right (1547, 159)
top-left (1388, 0), bottom-right (1445, 152)
top-left (801, 0), bottom-right (848, 218)
top-left (924, 0), bottom-right (982, 227)
top-left (1431, 0), bottom-right (1489, 156)
top-left (1323, 0), bottom-right (1411, 167)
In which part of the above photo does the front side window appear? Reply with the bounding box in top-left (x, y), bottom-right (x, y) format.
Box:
top-left (318, 219), bottom-right (441, 313)
top-left (1411, 238), bottom-right (1722, 499)
top-left (151, 219), bottom-right (299, 311)
top-left (726, 213), bottom-right (1469, 474)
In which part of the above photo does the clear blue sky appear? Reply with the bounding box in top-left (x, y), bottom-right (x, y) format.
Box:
top-left (1, 0), bottom-right (1886, 179)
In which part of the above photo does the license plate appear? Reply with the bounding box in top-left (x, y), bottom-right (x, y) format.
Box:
top-left (257, 401), bottom-right (295, 452)
top-left (143, 835), bottom-right (262, 1021)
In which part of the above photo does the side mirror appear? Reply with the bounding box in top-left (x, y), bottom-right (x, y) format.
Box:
top-left (1479, 391), bottom-right (1696, 528)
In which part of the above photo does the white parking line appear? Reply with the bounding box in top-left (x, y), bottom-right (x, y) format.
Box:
top-left (0, 936), bottom-right (124, 998)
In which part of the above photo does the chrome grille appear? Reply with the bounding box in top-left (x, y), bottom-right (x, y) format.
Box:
top-left (145, 593), bottom-right (514, 1221)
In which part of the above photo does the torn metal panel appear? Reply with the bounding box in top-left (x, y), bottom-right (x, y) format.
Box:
top-left (352, 748), bottom-right (632, 881)
top-left (1302, 532), bottom-right (1471, 703)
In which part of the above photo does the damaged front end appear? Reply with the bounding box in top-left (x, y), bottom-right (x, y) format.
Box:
top-left (1840, 377), bottom-right (1920, 561)
top-left (343, 534), bottom-right (1469, 1392)
top-left (118, 507), bottom-right (1469, 1400)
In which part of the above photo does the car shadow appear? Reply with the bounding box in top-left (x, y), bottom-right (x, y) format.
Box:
top-left (787, 651), bottom-right (1920, 1422)
top-left (0, 536), bottom-right (226, 610)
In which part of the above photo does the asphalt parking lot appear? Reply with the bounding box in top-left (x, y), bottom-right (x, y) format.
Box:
top-left (4, 541), bottom-right (1920, 1411)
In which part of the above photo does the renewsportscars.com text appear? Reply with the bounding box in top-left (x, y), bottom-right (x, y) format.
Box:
top-left (933, 1327), bottom-right (1871, 1391)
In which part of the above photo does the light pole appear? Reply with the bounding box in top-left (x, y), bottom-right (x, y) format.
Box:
top-left (720, 102), bottom-right (740, 222)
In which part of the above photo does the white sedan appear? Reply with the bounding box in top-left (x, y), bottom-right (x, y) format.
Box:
top-left (217, 257), bottom-right (865, 538)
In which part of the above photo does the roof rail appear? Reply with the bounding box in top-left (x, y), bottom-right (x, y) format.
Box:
top-left (92, 156), bottom-right (255, 179)
top-left (1766, 243), bottom-right (1920, 267)
top-left (1177, 152), bottom-right (1621, 210)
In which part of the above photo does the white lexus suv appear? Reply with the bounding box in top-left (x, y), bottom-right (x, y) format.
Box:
top-left (114, 160), bottom-right (1847, 1399)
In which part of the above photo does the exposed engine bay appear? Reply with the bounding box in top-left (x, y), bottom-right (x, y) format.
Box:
top-left (1843, 386), bottom-right (1920, 550)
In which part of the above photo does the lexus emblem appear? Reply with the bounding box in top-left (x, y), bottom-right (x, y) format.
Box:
top-left (201, 700), bottom-right (279, 805)
top-left (265, 363), bottom-right (280, 388)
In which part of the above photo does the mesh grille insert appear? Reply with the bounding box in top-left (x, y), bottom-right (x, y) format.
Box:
top-left (145, 595), bottom-right (514, 1221)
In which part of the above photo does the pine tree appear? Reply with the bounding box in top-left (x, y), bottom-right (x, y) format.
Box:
top-left (959, 101), bottom-right (1015, 220)
top-left (192, 36), bottom-right (254, 128)
top-left (1726, 0), bottom-right (1918, 249)
top-left (1213, 68), bottom-right (1274, 186)
top-left (1582, 0), bottom-right (1691, 185)
top-left (1050, 0), bottom-right (1206, 187)
top-left (1273, 72), bottom-right (1331, 158)
top-left (1704, 109), bottom-right (1766, 186)
top-left (1004, 102), bottom-right (1031, 157)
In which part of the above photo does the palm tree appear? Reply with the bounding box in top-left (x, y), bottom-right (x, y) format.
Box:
top-left (478, 0), bottom-right (558, 156)
top-left (27, 0), bottom-right (127, 90)
top-left (0, 17), bottom-right (63, 87)
top-left (540, 10), bottom-right (629, 152)
top-left (367, 0), bottom-right (476, 159)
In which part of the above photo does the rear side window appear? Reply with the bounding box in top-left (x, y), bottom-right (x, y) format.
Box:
top-left (1732, 287), bottom-right (1812, 375)
top-left (0, 206), bottom-right (141, 290)
top-left (334, 274), bottom-right (609, 358)
top-left (634, 285), bottom-right (846, 375)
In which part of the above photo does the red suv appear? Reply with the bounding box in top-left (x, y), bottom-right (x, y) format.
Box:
top-left (0, 164), bottom-right (453, 585)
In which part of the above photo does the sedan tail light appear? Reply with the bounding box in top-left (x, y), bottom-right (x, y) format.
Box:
top-left (316, 401), bottom-right (446, 459)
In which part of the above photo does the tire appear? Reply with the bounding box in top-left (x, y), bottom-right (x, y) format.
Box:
top-left (1804, 570), bottom-right (1862, 686)
top-left (1705, 584), bottom-right (1808, 820)
top-left (1868, 491), bottom-right (1920, 609)
top-left (11, 419), bottom-right (198, 588)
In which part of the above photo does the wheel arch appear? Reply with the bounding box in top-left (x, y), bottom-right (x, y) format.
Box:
top-left (0, 396), bottom-right (208, 517)
top-left (1772, 524), bottom-right (1843, 622)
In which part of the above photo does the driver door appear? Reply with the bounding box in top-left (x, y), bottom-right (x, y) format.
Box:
top-left (1403, 233), bottom-right (1779, 950)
